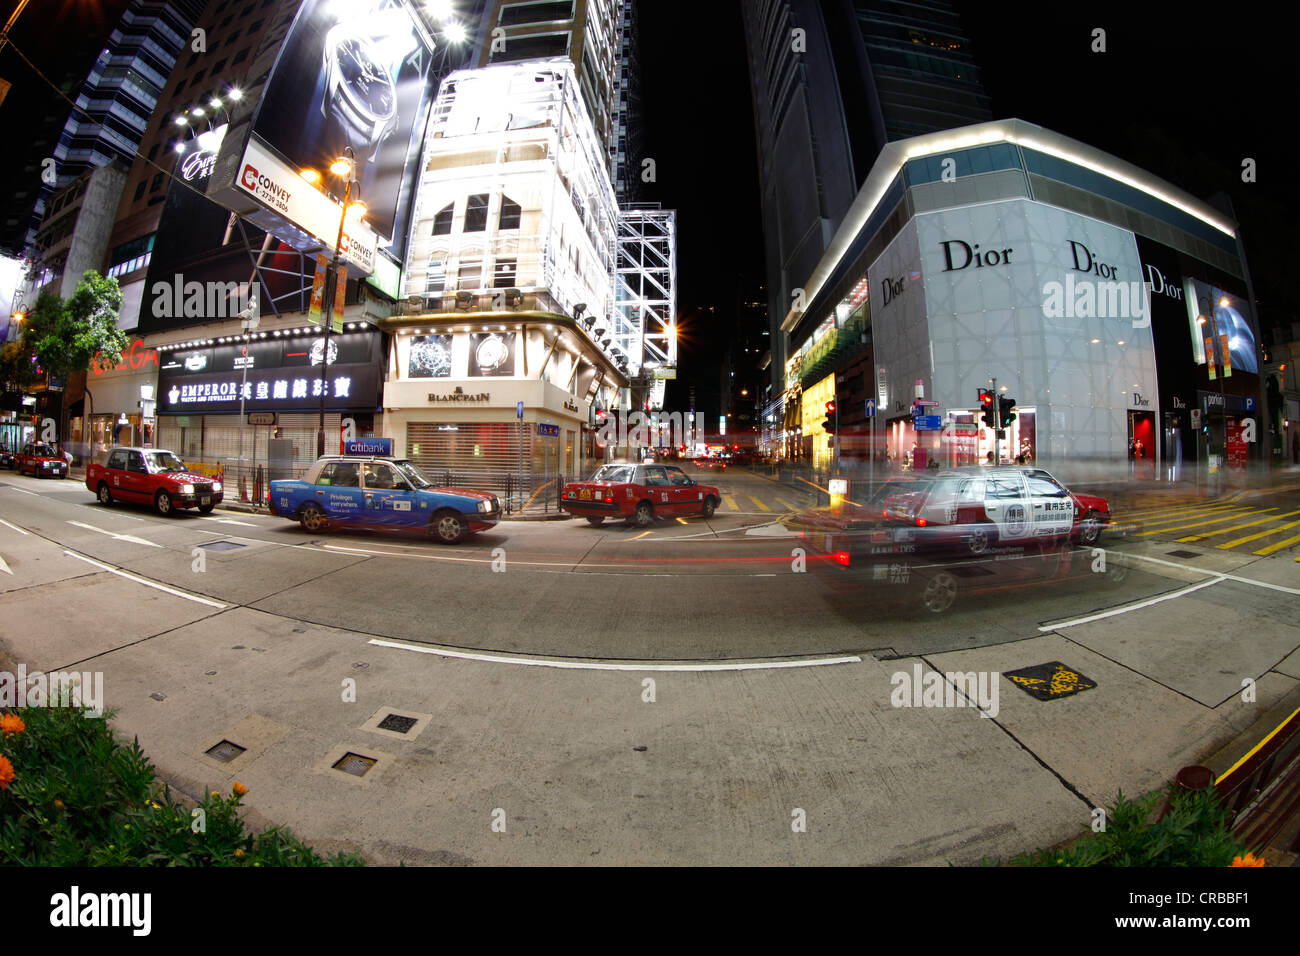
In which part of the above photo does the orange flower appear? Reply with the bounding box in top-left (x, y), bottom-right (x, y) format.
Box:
top-left (232, 782), bottom-right (248, 797)
top-left (0, 714), bottom-right (24, 735)
top-left (1230, 852), bottom-right (1266, 867)
top-left (0, 754), bottom-right (14, 790)
top-left (53, 799), bottom-right (65, 809)
top-left (234, 848), bottom-right (245, 859)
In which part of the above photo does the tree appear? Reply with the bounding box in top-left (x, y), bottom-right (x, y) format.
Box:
top-left (28, 272), bottom-right (128, 385)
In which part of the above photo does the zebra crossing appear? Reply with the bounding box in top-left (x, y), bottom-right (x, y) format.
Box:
top-left (717, 490), bottom-right (809, 515)
top-left (1122, 495), bottom-right (1300, 559)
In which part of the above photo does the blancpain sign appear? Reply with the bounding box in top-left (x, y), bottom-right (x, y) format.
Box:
top-left (236, 136), bottom-right (377, 274)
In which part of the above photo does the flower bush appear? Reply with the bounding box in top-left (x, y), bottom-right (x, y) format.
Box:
top-left (0, 705), bottom-right (364, 866)
top-left (1005, 786), bottom-right (1254, 867)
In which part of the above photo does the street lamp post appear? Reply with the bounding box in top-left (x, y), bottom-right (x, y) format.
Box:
top-left (308, 148), bottom-right (362, 458)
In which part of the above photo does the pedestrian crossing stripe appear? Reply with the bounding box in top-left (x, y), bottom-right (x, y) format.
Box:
top-left (1253, 532), bottom-right (1300, 557)
top-left (1179, 510), bottom-right (1300, 543)
top-left (722, 494), bottom-right (739, 512)
top-left (1132, 508), bottom-right (1272, 536)
top-left (750, 496), bottom-right (771, 512)
top-left (1217, 519), bottom-right (1300, 549)
top-left (1123, 501), bottom-right (1237, 519)
top-left (775, 498), bottom-right (800, 512)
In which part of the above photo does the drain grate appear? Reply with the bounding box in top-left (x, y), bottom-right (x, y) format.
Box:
top-left (333, 752), bottom-right (377, 777)
top-left (377, 713), bottom-right (418, 734)
top-left (205, 740), bottom-right (246, 762)
top-left (198, 541), bottom-right (246, 551)
top-left (1166, 550), bottom-right (1200, 559)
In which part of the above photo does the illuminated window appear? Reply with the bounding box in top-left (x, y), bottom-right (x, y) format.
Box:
top-left (464, 194), bottom-right (489, 232)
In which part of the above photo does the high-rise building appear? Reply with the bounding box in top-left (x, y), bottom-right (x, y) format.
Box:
top-left (741, 0), bottom-right (991, 405)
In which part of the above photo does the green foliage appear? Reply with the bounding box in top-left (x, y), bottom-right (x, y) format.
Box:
top-left (30, 272), bottom-right (129, 383)
top-left (1006, 787), bottom-right (1249, 867)
top-left (0, 705), bottom-right (364, 867)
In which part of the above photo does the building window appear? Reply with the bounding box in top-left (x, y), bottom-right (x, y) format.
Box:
top-left (133, 181), bottom-right (146, 201)
top-left (147, 143), bottom-right (159, 161)
top-left (426, 256), bottom-right (447, 294)
top-left (432, 202), bottom-right (453, 235)
top-left (211, 58), bottom-right (227, 74)
top-left (192, 68), bottom-right (206, 84)
top-left (150, 172), bottom-right (163, 193)
top-left (248, 18), bottom-right (263, 33)
top-left (493, 258), bottom-right (517, 288)
top-left (225, 28), bottom-right (242, 46)
top-left (232, 47), bottom-right (249, 65)
top-left (500, 1), bottom-right (575, 26)
top-left (457, 259), bottom-right (482, 290)
top-left (174, 77), bottom-right (186, 96)
top-left (464, 194), bottom-right (489, 232)
top-left (499, 196), bottom-right (521, 230)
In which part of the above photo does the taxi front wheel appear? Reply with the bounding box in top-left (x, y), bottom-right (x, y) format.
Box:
top-left (433, 511), bottom-right (467, 544)
top-left (629, 501), bottom-right (654, 528)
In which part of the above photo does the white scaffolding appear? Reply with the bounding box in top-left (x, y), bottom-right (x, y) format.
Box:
top-left (613, 203), bottom-right (676, 377)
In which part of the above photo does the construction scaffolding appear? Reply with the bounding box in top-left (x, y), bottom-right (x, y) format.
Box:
top-left (613, 203), bottom-right (676, 378)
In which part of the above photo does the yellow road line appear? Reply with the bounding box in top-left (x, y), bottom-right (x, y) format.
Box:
top-left (1253, 532), bottom-right (1300, 556)
top-left (722, 494), bottom-right (739, 512)
top-left (1121, 501), bottom-right (1237, 518)
top-left (750, 496), bottom-right (771, 512)
top-left (775, 497), bottom-right (800, 512)
top-left (1133, 509), bottom-right (1271, 536)
top-left (630, 530), bottom-right (654, 540)
top-left (1216, 706), bottom-right (1300, 784)
top-left (1179, 510), bottom-right (1300, 542)
top-left (1216, 518), bottom-right (1300, 550)
top-left (676, 517), bottom-right (688, 525)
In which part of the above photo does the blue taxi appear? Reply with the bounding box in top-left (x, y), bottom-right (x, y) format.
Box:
top-left (269, 456), bottom-right (501, 544)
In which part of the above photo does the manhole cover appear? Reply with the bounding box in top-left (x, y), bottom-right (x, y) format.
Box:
top-left (205, 740), bottom-right (246, 762)
top-left (1167, 550), bottom-right (1200, 559)
top-left (1004, 661), bottom-right (1097, 701)
top-left (333, 752), bottom-right (377, 777)
top-left (377, 713), bottom-right (418, 734)
top-left (198, 541), bottom-right (245, 551)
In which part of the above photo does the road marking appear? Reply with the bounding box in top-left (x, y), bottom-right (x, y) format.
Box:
top-left (67, 520), bottom-right (161, 548)
top-left (676, 517), bottom-right (688, 525)
top-left (664, 520), bottom-right (786, 540)
top-left (1254, 533), bottom-right (1300, 556)
top-left (722, 494), bottom-right (739, 512)
top-left (630, 530), bottom-right (653, 540)
top-left (750, 496), bottom-right (771, 512)
top-left (775, 498), bottom-right (800, 512)
top-left (1039, 576), bottom-right (1227, 631)
top-left (200, 516), bottom-right (258, 526)
top-left (369, 638), bottom-right (862, 672)
top-left (1178, 510), bottom-right (1300, 542)
top-left (0, 553), bottom-right (11, 575)
top-left (0, 517), bottom-right (29, 535)
top-left (1121, 552), bottom-right (1300, 597)
top-left (62, 550), bottom-right (227, 608)
top-left (3, 487), bottom-right (38, 496)
top-left (1215, 518), bottom-right (1300, 550)
top-left (1132, 508), bottom-right (1268, 536)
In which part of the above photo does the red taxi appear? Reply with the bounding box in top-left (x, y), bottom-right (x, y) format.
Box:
top-left (882, 467), bottom-right (1110, 555)
top-left (15, 442), bottom-right (69, 479)
top-left (561, 462), bottom-right (721, 527)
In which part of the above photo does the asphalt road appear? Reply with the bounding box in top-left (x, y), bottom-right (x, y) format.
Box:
top-left (2, 465), bottom-right (1298, 864)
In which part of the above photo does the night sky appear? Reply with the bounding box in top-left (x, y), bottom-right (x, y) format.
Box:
top-left (639, 0), bottom-right (1297, 425)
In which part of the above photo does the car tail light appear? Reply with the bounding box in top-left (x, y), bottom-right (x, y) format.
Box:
top-left (834, 550), bottom-right (851, 567)
top-left (916, 517), bottom-right (927, 527)
top-left (604, 495), bottom-right (613, 503)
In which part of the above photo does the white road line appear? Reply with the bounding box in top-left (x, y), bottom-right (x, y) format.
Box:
top-left (3, 487), bottom-right (38, 496)
top-left (62, 550), bottom-right (228, 608)
top-left (0, 517), bottom-right (29, 535)
top-left (67, 520), bottom-right (161, 548)
top-left (658, 520), bottom-right (786, 540)
top-left (369, 638), bottom-right (862, 672)
top-left (200, 516), bottom-right (258, 526)
top-left (1039, 576), bottom-right (1227, 631)
top-left (1122, 551), bottom-right (1300, 596)
top-left (0, 554), bottom-right (11, 575)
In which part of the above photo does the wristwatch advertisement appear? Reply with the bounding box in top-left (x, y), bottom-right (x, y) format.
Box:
top-left (248, 0), bottom-right (434, 249)
top-left (408, 334), bottom-right (453, 378)
top-left (468, 332), bottom-right (516, 378)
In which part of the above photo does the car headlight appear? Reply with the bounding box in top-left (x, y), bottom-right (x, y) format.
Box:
top-left (42, 460), bottom-right (52, 467)
top-left (477, 499), bottom-right (488, 513)
top-left (179, 483), bottom-right (195, 494)
top-left (211, 481), bottom-right (222, 493)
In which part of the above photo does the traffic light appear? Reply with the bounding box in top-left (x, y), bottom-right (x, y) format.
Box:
top-left (823, 400), bottom-right (837, 434)
top-left (999, 396), bottom-right (1017, 428)
top-left (978, 389), bottom-right (996, 428)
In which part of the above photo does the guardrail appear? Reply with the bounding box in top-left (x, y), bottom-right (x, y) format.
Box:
top-left (1215, 706), bottom-right (1300, 853)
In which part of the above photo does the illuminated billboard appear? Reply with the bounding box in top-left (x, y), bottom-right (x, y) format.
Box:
top-left (1185, 279), bottom-right (1258, 375)
top-left (208, 0), bottom-right (435, 275)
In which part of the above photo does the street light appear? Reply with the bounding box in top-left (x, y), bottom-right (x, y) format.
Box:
top-left (301, 146), bottom-right (363, 458)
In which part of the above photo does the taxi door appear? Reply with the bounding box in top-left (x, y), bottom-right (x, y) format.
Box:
top-left (1024, 470), bottom-right (1076, 539)
top-left (982, 472), bottom-right (1032, 543)
top-left (664, 466), bottom-right (701, 514)
top-left (640, 466), bottom-right (677, 514)
top-left (121, 450), bottom-right (152, 502)
top-left (362, 461), bottom-right (421, 528)
top-left (313, 461), bottom-right (364, 525)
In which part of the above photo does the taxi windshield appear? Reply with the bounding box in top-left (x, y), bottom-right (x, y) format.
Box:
top-left (31, 445), bottom-right (56, 457)
top-left (146, 452), bottom-right (187, 473)
top-left (393, 460), bottom-right (433, 489)
top-left (591, 465), bottom-right (633, 483)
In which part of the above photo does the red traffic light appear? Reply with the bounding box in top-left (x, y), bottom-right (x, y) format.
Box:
top-left (825, 401), bottom-right (837, 414)
top-left (978, 389), bottom-right (994, 407)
